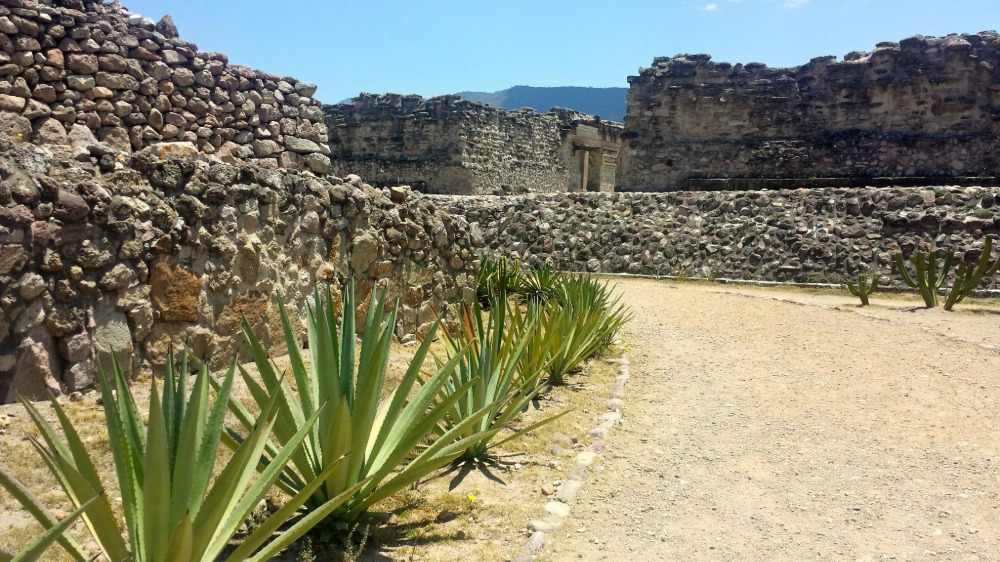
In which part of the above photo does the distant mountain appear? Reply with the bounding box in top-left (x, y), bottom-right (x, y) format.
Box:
top-left (456, 85), bottom-right (628, 122)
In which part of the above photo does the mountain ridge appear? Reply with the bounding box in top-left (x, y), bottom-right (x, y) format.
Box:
top-left (456, 85), bottom-right (628, 121)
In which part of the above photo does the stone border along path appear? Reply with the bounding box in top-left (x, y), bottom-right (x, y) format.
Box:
top-left (513, 355), bottom-right (631, 562)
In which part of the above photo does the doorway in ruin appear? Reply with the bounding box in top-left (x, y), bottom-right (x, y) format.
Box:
top-left (576, 146), bottom-right (616, 192)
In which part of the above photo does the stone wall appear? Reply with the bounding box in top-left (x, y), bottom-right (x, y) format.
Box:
top-left (325, 93), bottom-right (623, 195)
top-left (438, 186), bottom-right (1000, 287)
top-left (0, 136), bottom-right (477, 402)
top-left (0, 0), bottom-right (330, 172)
top-left (619, 31), bottom-right (1000, 192)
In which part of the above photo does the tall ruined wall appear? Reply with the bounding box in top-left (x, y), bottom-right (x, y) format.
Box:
top-left (438, 186), bottom-right (1000, 286)
top-left (619, 31), bottom-right (1000, 192)
top-left (0, 0), bottom-right (330, 172)
top-left (0, 135), bottom-right (477, 403)
top-left (325, 93), bottom-right (623, 195)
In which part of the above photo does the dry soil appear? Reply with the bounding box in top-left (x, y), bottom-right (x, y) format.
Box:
top-left (544, 278), bottom-right (1000, 562)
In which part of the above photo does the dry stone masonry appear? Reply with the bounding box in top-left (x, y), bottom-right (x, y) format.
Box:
top-left (325, 93), bottom-right (623, 195)
top-left (619, 31), bottom-right (1000, 191)
top-left (0, 134), bottom-right (477, 402)
top-left (440, 186), bottom-right (1000, 287)
top-left (0, 0), bottom-right (330, 173)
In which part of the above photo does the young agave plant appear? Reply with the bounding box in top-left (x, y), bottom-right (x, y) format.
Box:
top-left (224, 280), bottom-right (495, 524)
top-left (545, 276), bottom-right (632, 385)
top-left (518, 265), bottom-right (564, 306)
top-left (434, 297), bottom-right (568, 462)
top-left (476, 256), bottom-right (524, 308)
top-left (0, 352), bottom-right (356, 562)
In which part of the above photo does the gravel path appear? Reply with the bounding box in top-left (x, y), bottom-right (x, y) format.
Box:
top-left (544, 278), bottom-right (1000, 561)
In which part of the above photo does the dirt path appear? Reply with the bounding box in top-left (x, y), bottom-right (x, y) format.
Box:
top-left (543, 278), bottom-right (1000, 561)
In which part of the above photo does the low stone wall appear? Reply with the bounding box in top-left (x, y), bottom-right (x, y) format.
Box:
top-left (0, 136), bottom-right (477, 402)
top-left (0, 0), bottom-right (329, 171)
top-left (438, 186), bottom-right (1000, 286)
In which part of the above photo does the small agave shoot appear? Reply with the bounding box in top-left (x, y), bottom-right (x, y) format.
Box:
top-left (894, 248), bottom-right (955, 308)
top-left (518, 264), bottom-right (564, 306)
top-left (476, 256), bottom-right (524, 308)
top-left (224, 281), bottom-right (495, 525)
top-left (0, 352), bottom-right (353, 562)
top-left (433, 296), bottom-right (569, 463)
top-left (845, 270), bottom-right (879, 306)
top-left (943, 237), bottom-right (1000, 311)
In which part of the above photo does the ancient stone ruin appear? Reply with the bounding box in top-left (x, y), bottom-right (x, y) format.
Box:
top-left (325, 93), bottom-right (623, 195)
top-left (617, 32), bottom-right (1000, 192)
top-left (0, 0), bottom-right (330, 172)
top-left (1, 0), bottom-right (999, 404)
top-left (0, 0), bottom-right (476, 402)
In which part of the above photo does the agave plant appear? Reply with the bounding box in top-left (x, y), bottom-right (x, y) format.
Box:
top-left (0, 352), bottom-right (356, 562)
top-left (476, 256), bottom-right (524, 308)
top-left (544, 276), bottom-right (632, 384)
top-left (433, 297), bottom-right (568, 462)
top-left (223, 280), bottom-right (495, 524)
top-left (518, 265), bottom-right (564, 306)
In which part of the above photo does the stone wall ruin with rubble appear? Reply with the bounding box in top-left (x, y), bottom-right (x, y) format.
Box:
top-left (0, 0), bottom-right (331, 173)
top-left (618, 31), bottom-right (1000, 192)
top-left (0, 0), bottom-right (479, 403)
top-left (325, 94), bottom-right (623, 195)
top-left (0, 135), bottom-right (477, 403)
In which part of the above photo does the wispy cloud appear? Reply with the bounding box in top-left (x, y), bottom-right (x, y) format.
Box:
top-left (783, 0), bottom-right (810, 7)
top-left (703, 2), bottom-right (720, 11)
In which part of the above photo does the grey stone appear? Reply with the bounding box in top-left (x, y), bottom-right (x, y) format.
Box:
top-left (0, 94), bottom-right (26, 112)
top-left (33, 118), bottom-right (68, 145)
top-left (8, 332), bottom-right (61, 402)
top-left (66, 53), bottom-right (99, 74)
top-left (92, 301), bottom-right (133, 375)
top-left (350, 232), bottom-right (380, 273)
top-left (284, 136), bottom-right (321, 154)
top-left (18, 272), bottom-right (46, 300)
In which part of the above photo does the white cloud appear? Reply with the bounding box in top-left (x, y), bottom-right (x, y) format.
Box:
top-left (703, 3), bottom-right (720, 11)
top-left (784, 0), bottom-right (810, 7)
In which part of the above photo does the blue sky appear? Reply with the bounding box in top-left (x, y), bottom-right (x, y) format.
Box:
top-left (125, 1), bottom-right (998, 103)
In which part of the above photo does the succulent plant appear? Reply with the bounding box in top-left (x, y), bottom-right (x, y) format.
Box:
top-left (894, 248), bottom-right (955, 308)
top-left (944, 237), bottom-right (1000, 311)
top-left (845, 270), bottom-right (879, 306)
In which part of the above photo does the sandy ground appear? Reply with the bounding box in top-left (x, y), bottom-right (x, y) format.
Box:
top-left (544, 278), bottom-right (1000, 562)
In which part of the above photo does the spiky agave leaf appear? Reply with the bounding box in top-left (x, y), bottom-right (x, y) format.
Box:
top-left (545, 275), bottom-right (631, 384)
top-left (433, 297), bottom-right (567, 461)
top-left (224, 279), bottom-right (496, 524)
top-left (1, 348), bottom-right (353, 562)
top-left (0, 496), bottom-right (96, 562)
